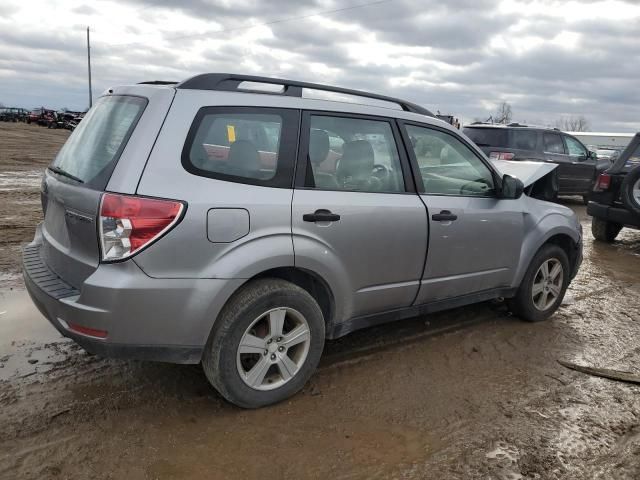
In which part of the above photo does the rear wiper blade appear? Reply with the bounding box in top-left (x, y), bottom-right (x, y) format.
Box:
top-left (48, 166), bottom-right (84, 183)
top-left (474, 143), bottom-right (492, 147)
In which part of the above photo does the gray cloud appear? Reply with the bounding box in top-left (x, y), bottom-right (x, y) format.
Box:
top-left (0, 0), bottom-right (638, 131)
top-left (72, 5), bottom-right (98, 15)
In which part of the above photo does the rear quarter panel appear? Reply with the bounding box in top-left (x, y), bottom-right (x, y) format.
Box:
top-left (105, 85), bottom-right (177, 194)
top-left (133, 90), bottom-right (295, 280)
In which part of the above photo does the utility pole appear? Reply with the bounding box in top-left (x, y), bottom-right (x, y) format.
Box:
top-left (87, 26), bottom-right (93, 109)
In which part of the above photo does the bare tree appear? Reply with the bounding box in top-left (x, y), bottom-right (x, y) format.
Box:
top-left (494, 102), bottom-right (513, 125)
top-left (555, 115), bottom-right (591, 132)
top-left (495, 102), bottom-right (513, 124)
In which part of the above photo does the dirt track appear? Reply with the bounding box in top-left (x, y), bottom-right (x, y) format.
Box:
top-left (0, 123), bottom-right (639, 479)
top-left (0, 123), bottom-right (69, 288)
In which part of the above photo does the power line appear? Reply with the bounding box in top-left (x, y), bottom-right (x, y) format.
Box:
top-left (96, 0), bottom-right (395, 49)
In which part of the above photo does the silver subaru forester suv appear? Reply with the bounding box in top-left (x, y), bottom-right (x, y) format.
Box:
top-left (24, 74), bottom-right (582, 408)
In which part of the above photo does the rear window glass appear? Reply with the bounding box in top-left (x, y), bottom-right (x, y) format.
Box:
top-left (183, 107), bottom-right (298, 188)
top-left (52, 96), bottom-right (146, 188)
top-left (463, 127), bottom-right (508, 148)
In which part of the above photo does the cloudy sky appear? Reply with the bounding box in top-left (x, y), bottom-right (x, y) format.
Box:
top-left (1, 0), bottom-right (639, 131)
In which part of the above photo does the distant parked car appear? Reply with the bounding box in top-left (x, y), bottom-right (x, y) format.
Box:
top-left (463, 123), bottom-right (610, 203)
top-left (65, 112), bottom-right (84, 131)
top-left (594, 148), bottom-right (621, 163)
top-left (27, 108), bottom-right (45, 125)
top-left (588, 133), bottom-right (640, 241)
top-left (0, 107), bottom-right (28, 122)
top-left (39, 109), bottom-right (56, 127)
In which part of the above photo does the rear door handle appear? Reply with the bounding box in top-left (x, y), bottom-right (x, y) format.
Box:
top-left (432, 210), bottom-right (457, 222)
top-left (303, 209), bottom-right (341, 223)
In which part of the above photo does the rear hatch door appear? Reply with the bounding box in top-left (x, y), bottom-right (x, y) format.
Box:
top-left (40, 94), bottom-right (150, 289)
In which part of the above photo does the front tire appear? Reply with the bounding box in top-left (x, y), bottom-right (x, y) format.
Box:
top-left (202, 278), bottom-right (325, 408)
top-left (591, 217), bottom-right (622, 242)
top-left (508, 244), bottom-right (570, 322)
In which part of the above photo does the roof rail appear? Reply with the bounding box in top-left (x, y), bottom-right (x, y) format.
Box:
top-left (176, 73), bottom-right (433, 116)
top-left (138, 80), bottom-right (178, 85)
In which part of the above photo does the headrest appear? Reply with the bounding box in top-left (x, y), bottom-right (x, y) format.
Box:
top-left (337, 140), bottom-right (375, 180)
top-left (228, 139), bottom-right (260, 172)
top-left (309, 129), bottom-right (330, 165)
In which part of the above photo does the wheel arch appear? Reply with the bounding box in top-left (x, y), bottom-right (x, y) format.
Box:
top-left (513, 220), bottom-right (581, 289)
top-left (544, 233), bottom-right (580, 274)
top-left (251, 267), bottom-right (336, 331)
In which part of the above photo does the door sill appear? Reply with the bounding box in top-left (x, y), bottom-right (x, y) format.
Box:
top-left (327, 287), bottom-right (516, 339)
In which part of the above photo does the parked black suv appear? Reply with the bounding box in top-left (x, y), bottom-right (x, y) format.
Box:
top-left (588, 133), bottom-right (640, 242)
top-left (463, 123), bottom-right (609, 202)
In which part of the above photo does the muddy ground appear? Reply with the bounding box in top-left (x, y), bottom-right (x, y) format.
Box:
top-left (0, 123), bottom-right (639, 479)
top-left (0, 122), bottom-right (69, 289)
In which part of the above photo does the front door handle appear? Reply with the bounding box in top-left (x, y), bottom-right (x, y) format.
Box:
top-left (432, 210), bottom-right (457, 222)
top-left (303, 209), bottom-right (341, 223)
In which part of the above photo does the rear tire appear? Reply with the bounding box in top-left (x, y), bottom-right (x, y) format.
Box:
top-left (508, 244), bottom-right (570, 322)
top-left (592, 217), bottom-right (622, 242)
top-left (202, 278), bottom-right (325, 408)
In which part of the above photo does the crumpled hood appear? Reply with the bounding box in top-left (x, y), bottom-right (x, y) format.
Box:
top-left (490, 159), bottom-right (558, 187)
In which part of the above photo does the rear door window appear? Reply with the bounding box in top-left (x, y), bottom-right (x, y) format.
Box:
top-left (510, 130), bottom-right (537, 150)
top-left (462, 127), bottom-right (508, 147)
top-left (52, 95), bottom-right (147, 189)
top-left (183, 107), bottom-right (298, 188)
top-left (303, 115), bottom-right (406, 193)
top-left (543, 133), bottom-right (566, 154)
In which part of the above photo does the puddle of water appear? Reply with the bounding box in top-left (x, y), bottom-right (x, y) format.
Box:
top-left (0, 289), bottom-right (65, 380)
top-left (579, 214), bottom-right (640, 286)
top-left (0, 170), bottom-right (43, 191)
top-left (485, 442), bottom-right (523, 479)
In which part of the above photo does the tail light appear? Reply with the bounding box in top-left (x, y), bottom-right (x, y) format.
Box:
top-left (68, 322), bottom-right (108, 339)
top-left (99, 193), bottom-right (184, 262)
top-left (489, 152), bottom-right (515, 160)
top-left (593, 173), bottom-right (611, 192)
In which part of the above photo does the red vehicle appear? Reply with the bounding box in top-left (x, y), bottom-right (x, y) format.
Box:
top-left (26, 108), bottom-right (55, 126)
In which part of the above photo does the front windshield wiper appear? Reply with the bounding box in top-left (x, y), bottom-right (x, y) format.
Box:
top-left (48, 166), bottom-right (84, 183)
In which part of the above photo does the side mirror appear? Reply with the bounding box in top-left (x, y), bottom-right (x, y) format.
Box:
top-left (501, 174), bottom-right (524, 199)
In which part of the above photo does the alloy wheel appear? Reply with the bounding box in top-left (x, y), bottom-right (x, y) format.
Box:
top-left (532, 258), bottom-right (564, 311)
top-left (236, 307), bottom-right (311, 391)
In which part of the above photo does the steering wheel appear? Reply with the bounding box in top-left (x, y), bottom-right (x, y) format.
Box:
top-left (460, 178), bottom-right (492, 195)
top-left (371, 164), bottom-right (390, 181)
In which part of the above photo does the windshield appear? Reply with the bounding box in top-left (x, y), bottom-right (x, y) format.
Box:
top-left (52, 95), bottom-right (147, 188)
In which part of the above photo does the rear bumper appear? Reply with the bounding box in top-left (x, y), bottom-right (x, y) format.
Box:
top-left (587, 202), bottom-right (640, 228)
top-left (23, 241), bottom-right (243, 364)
